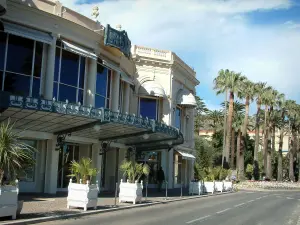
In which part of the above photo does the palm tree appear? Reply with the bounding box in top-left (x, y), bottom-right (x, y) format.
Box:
top-left (214, 69), bottom-right (246, 167)
top-left (206, 110), bottom-right (223, 131)
top-left (232, 111), bottom-right (245, 172)
top-left (0, 120), bottom-right (36, 185)
top-left (238, 80), bottom-right (256, 179)
top-left (253, 82), bottom-right (267, 165)
top-left (286, 100), bottom-right (298, 181)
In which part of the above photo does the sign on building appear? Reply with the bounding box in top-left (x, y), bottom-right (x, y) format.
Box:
top-left (104, 24), bottom-right (131, 58)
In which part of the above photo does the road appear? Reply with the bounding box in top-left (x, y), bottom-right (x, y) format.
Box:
top-left (38, 191), bottom-right (300, 225)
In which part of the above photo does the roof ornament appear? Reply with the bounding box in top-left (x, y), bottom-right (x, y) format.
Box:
top-left (91, 6), bottom-right (99, 22)
top-left (116, 24), bottom-right (122, 31)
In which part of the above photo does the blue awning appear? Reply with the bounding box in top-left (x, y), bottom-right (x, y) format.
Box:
top-left (102, 59), bottom-right (134, 85)
top-left (61, 40), bottom-right (97, 60)
top-left (3, 21), bottom-right (53, 44)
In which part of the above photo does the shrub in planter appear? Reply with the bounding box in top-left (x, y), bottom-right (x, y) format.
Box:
top-left (0, 120), bottom-right (36, 219)
top-left (119, 160), bottom-right (149, 204)
top-left (67, 158), bottom-right (100, 211)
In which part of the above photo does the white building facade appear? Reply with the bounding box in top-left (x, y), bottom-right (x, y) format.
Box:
top-left (0, 0), bottom-right (198, 194)
top-left (131, 46), bottom-right (199, 188)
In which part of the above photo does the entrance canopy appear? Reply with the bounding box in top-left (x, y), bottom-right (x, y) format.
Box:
top-left (176, 89), bottom-right (197, 108)
top-left (0, 91), bottom-right (183, 149)
top-left (176, 150), bottom-right (195, 160)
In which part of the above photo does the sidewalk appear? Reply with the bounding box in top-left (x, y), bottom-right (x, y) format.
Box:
top-left (0, 188), bottom-right (234, 224)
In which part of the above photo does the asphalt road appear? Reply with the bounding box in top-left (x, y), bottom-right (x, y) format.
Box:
top-left (38, 191), bottom-right (300, 225)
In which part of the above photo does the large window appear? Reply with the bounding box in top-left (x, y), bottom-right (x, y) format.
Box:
top-left (18, 140), bottom-right (37, 182)
top-left (53, 41), bottom-right (86, 104)
top-left (175, 107), bottom-right (182, 130)
top-left (139, 97), bottom-right (158, 120)
top-left (95, 63), bottom-right (111, 108)
top-left (0, 32), bottom-right (43, 98)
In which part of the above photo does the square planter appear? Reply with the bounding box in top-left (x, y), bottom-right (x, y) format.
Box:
top-left (0, 184), bottom-right (19, 220)
top-left (119, 179), bottom-right (143, 204)
top-left (189, 181), bottom-right (204, 195)
top-left (204, 181), bottom-right (215, 194)
top-left (223, 181), bottom-right (233, 191)
top-left (215, 181), bottom-right (224, 192)
top-left (67, 179), bottom-right (99, 211)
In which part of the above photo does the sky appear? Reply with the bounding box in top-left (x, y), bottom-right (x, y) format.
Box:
top-left (60, 0), bottom-right (300, 114)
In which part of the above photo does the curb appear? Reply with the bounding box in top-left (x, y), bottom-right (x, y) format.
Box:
top-left (2, 191), bottom-right (237, 225)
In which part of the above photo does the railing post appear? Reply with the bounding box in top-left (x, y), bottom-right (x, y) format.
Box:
top-left (165, 181), bottom-right (168, 200)
top-left (180, 183), bottom-right (183, 198)
top-left (114, 182), bottom-right (118, 207)
top-left (145, 181), bottom-right (148, 201)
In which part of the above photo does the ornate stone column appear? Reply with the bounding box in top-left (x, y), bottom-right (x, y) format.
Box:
top-left (44, 35), bottom-right (57, 100)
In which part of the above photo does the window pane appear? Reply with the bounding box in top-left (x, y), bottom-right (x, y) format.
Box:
top-left (175, 108), bottom-right (181, 129)
top-left (33, 42), bottom-right (43, 78)
top-left (54, 47), bottom-right (60, 82)
top-left (4, 72), bottom-right (30, 96)
top-left (59, 84), bottom-right (77, 103)
top-left (53, 82), bottom-right (58, 100)
top-left (78, 89), bottom-right (83, 104)
top-left (32, 77), bottom-right (40, 98)
top-left (95, 95), bottom-right (105, 108)
top-left (78, 57), bottom-right (85, 89)
top-left (0, 32), bottom-right (7, 70)
top-left (140, 98), bottom-right (157, 120)
top-left (60, 49), bottom-right (79, 87)
top-left (107, 70), bottom-right (111, 99)
top-left (6, 34), bottom-right (34, 75)
top-left (96, 64), bottom-right (107, 96)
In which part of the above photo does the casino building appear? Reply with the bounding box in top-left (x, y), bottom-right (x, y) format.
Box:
top-left (0, 0), bottom-right (199, 193)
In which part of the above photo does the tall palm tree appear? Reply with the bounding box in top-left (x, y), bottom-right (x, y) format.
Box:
top-left (214, 70), bottom-right (246, 167)
top-left (261, 86), bottom-right (273, 176)
top-left (231, 112), bottom-right (245, 173)
top-left (285, 100), bottom-right (299, 181)
top-left (253, 82), bottom-right (267, 164)
top-left (238, 80), bottom-right (256, 179)
top-left (221, 100), bottom-right (245, 168)
top-left (206, 110), bottom-right (223, 131)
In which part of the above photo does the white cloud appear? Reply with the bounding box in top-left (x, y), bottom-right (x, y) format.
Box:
top-left (60, 0), bottom-right (300, 101)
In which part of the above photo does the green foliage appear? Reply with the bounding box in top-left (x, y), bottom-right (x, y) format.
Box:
top-left (120, 160), bottom-right (150, 183)
top-left (0, 120), bottom-right (36, 185)
top-left (245, 164), bottom-right (253, 180)
top-left (201, 167), bottom-right (231, 181)
top-left (69, 157), bottom-right (99, 184)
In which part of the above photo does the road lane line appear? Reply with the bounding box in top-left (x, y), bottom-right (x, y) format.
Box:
top-left (216, 208), bottom-right (231, 214)
top-left (234, 202), bottom-right (246, 207)
top-left (247, 200), bottom-right (254, 203)
top-left (256, 197), bottom-right (262, 200)
top-left (186, 215), bottom-right (211, 224)
top-left (286, 197), bottom-right (294, 200)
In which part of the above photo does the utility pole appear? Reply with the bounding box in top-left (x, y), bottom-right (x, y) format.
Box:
top-left (222, 89), bottom-right (228, 168)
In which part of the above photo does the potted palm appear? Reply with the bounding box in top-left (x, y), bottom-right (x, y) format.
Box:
top-left (67, 157), bottom-right (100, 211)
top-left (0, 120), bottom-right (36, 219)
top-left (119, 160), bottom-right (150, 204)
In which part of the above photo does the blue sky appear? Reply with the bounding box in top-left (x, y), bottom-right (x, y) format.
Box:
top-left (61, 0), bottom-right (300, 114)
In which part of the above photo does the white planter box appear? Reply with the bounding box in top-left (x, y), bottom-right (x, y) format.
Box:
top-left (0, 185), bottom-right (19, 219)
top-left (223, 181), bottom-right (233, 191)
top-left (119, 179), bottom-right (143, 204)
top-left (67, 180), bottom-right (99, 211)
top-left (189, 181), bottom-right (204, 195)
top-left (215, 181), bottom-right (224, 192)
top-left (204, 181), bottom-right (215, 194)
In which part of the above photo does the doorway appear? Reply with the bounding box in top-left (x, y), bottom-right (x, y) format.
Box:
top-left (57, 144), bottom-right (79, 191)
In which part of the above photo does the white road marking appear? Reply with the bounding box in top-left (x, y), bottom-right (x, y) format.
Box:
top-left (216, 208), bottom-right (231, 214)
top-left (256, 197), bottom-right (262, 200)
top-left (286, 197), bottom-right (294, 200)
top-left (247, 200), bottom-right (254, 203)
top-left (234, 202), bottom-right (246, 207)
top-left (186, 215), bottom-right (211, 224)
